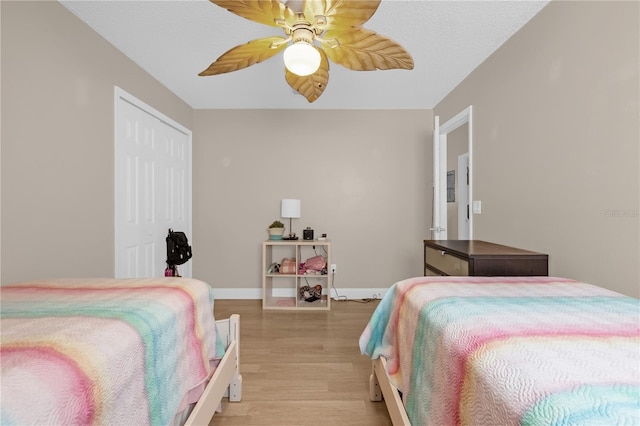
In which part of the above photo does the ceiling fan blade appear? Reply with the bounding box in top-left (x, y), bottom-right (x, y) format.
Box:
top-left (303, 0), bottom-right (381, 30)
top-left (199, 37), bottom-right (288, 76)
top-left (321, 28), bottom-right (414, 71)
top-left (209, 0), bottom-right (294, 27)
top-left (285, 48), bottom-right (329, 103)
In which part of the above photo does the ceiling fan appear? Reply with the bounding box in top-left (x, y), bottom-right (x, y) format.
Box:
top-left (199, 0), bottom-right (414, 103)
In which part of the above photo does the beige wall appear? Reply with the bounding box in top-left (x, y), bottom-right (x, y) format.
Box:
top-left (2, 1), bottom-right (638, 298)
top-left (435, 0), bottom-right (640, 297)
top-left (1, 1), bottom-right (192, 283)
top-left (1, 1), bottom-right (431, 289)
top-left (192, 109), bottom-right (432, 293)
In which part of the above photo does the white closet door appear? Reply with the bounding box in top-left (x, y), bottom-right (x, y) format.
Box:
top-left (115, 88), bottom-right (192, 278)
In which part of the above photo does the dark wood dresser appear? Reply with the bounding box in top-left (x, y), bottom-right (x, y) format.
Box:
top-left (424, 240), bottom-right (548, 276)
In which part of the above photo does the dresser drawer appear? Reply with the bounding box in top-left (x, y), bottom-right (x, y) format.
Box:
top-left (425, 246), bottom-right (469, 276)
top-left (424, 240), bottom-right (548, 277)
top-left (424, 267), bottom-right (441, 276)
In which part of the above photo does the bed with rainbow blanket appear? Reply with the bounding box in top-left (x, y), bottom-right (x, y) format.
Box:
top-left (0, 277), bottom-right (242, 426)
top-left (359, 276), bottom-right (640, 425)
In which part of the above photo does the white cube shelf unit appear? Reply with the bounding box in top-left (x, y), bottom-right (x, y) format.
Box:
top-left (262, 240), bottom-right (331, 310)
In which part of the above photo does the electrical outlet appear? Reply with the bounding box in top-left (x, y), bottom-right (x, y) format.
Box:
top-left (330, 264), bottom-right (337, 273)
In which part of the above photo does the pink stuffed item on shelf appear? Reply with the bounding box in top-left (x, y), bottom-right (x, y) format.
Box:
top-left (305, 255), bottom-right (326, 271)
top-left (280, 258), bottom-right (296, 274)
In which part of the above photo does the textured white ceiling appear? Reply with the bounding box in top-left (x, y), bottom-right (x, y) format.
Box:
top-left (59, 0), bottom-right (549, 109)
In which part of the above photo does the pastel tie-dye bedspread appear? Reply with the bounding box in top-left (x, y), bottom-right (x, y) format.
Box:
top-left (1, 278), bottom-right (225, 426)
top-left (359, 276), bottom-right (640, 425)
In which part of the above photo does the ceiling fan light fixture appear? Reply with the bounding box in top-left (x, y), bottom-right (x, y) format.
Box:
top-left (283, 41), bottom-right (320, 76)
top-left (202, 1), bottom-right (414, 102)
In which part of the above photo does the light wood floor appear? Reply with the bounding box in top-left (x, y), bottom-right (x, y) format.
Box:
top-left (210, 299), bottom-right (392, 426)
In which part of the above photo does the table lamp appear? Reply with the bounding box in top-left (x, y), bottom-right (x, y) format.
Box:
top-left (281, 199), bottom-right (301, 240)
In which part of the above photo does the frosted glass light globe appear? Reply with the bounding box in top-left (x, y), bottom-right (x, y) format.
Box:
top-left (283, 43), bottom-right (321, 76)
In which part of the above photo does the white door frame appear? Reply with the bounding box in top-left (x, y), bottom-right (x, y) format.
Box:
top-left (114, 87), bottom-right (193, 277)
top-left (433, 106), bottom-right (473, 240)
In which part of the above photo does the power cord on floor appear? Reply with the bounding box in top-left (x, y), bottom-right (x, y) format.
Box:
top-left (345, 298), bottom-right (377, 304)
top-left (330, 270), bottom-right (378, 304)
top-left (331, 270), bottom-right (347, 301)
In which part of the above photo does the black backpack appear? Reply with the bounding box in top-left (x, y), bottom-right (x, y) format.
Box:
top-left (166, 229), bottom-right (192, 266)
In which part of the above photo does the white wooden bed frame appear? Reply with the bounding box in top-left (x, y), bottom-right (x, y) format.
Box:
top-left (184, 314), bottom-right (242, 425)
top-left (369, 357), bottom-right (411, 426)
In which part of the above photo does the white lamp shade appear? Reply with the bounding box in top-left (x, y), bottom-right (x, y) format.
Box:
top-left (283, 43), bottom-right (321, 76)
top-left (281, 199), bottom-right (301, 218)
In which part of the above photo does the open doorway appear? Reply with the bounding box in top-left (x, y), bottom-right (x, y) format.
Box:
top-left (432, 106), bottom-right (472, 240)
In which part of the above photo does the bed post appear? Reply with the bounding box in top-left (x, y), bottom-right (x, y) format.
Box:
top-left (184, 314), bottom-right (242, 426)
top-left (228, 314), bottom-right (242, 402)
top-left (370, 361), bottom-right (382, 401)
top-left (371, 358), bottom-right (411, 426)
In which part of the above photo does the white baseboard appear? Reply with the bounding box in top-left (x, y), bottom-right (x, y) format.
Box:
top-left (211, 287), bottom-right (388, 300)
top-left (212, 288), bottom-right (263, 300)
